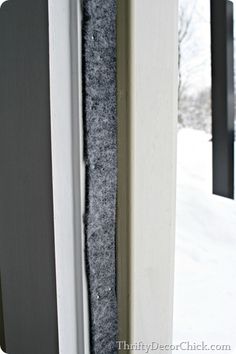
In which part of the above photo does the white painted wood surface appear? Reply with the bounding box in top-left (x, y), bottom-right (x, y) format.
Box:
top-left (117, 0), bottom-right (179, 352)
top-left (48, 1), bottom-right (89, 353)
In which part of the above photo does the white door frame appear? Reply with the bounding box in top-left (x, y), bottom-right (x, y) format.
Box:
top-left (48, 1), bottom-right (89, 353)
top-left (48, 0), bottom-right (178, 352)
top-left (117, 0), bottom-right (179, 351)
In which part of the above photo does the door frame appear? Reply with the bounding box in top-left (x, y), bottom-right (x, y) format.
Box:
top-left (48, 1), bottom-right (89, 353)
top-left (117, 0), bottom-right (179, 351)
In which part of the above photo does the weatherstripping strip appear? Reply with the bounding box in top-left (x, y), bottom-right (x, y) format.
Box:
top-left (82, 0), bottom-right (118, 352)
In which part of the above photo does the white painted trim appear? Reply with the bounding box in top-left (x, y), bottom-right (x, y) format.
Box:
top-left (117, 0), bottom-right (179, 351)
top-left (48, 1), bottom-right (90, 353)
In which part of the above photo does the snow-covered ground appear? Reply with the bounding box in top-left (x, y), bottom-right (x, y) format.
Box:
top-left (173, 129), bottom-right (236, 353)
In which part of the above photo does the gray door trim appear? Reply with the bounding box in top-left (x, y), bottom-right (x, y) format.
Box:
top-left (0, 1), bottom-right (59, 353)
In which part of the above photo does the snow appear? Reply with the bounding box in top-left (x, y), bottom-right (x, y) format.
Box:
top-left (173, 129), bottom-right (236, 353)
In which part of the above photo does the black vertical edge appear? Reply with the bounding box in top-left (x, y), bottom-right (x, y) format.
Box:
top-left (0, 1), bottom-right (59, 353)
top-left (211, 0), bottom-right (235, 199)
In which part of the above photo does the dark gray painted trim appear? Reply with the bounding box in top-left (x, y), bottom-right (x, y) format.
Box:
top-left (0, 1), bottom-right (59, 353)
top-left (211, 0), bottom-right (235, 199)
top-left (0, 274), bottom-right (6, 352)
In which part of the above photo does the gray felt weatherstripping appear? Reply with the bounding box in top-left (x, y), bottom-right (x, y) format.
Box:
top-left (82, 0), bottom-right (118, 353)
